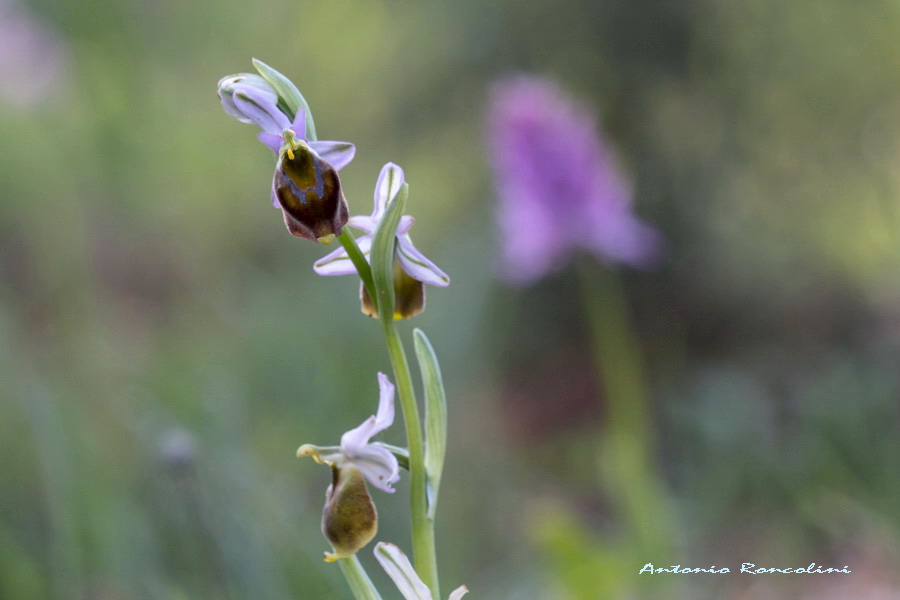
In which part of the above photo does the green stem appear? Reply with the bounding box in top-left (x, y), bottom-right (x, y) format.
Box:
top-left (381, 321), bottom-right (440, 598)
top-left (338, 229), bottom-right (377, 306)
top-left (339, 556), bottom-right (382, 600)
top-left (577, 263), bottom-right (673, 558)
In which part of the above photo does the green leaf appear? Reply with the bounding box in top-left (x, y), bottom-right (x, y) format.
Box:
top-left (370, 179), bottom-right (408, 322)
top-left (413, 328), bottom-right (447, 519)
top-left (251, 58), bottom-right (318, 141)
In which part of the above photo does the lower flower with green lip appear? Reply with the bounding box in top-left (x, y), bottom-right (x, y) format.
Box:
top-left (298, 373), bottom-right (401, 561)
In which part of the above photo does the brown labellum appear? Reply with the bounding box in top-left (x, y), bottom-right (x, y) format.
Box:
top-left (321, 465), bottom-right (378, 561)
top-left (274, 146), bottom-right (349, 243)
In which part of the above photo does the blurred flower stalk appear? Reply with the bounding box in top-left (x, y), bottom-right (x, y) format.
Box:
top-left (488, 77), bottom-right (673, 585)
top-left (217, 60), bottom-right (457, 599)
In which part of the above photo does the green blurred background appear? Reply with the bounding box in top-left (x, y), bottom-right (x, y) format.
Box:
top-left (2, 0), bottom-right (900, 598)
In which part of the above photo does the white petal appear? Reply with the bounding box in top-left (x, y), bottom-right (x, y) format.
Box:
top-left (397, 215), bottom-right (415, 235)
top-left (374, 372), bottom-right (396, 429)
top-left (309, 141), bottom-right (356, 171)
top-left (338, 419), bottom-right (382, 459)
top-left (313, 246), bottom-right (354, 276)
top-left (257, 132), bottom-right (282, 154)
top-left (352, 234), bottom-right (375, 254)
top-left (233, 88), bottom-right (290, 135)
top-left (348, 216), bottom-right (379, 234)
top-left (340, 373), bottom-right (395, 456)
top-left (397, 236), bottom-right (450, 287)
top-left (374, 543), bottom-right (432, 600)
top-left (448, 586), bottom-right (469, 600)
top-left (351, 444), bottom-right (400, 493)
top-left (313, 235), bottom-right (373, 276)
top-left (373, 162), bottom-right (405, 220)
top-left (289, 107), bottom-right (307, 140)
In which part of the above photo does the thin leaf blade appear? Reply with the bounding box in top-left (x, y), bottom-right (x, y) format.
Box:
top-left (370, 178), bottom-right (408, 322)
top-left (413, 328), bottom-right (447, 519)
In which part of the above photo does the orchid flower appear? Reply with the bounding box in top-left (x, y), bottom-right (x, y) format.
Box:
top-left (375, 542), bottom-right (468, 600)
top-left (297, 373), bottom-right (401, 562)
top-left (217, 71), bottom-right (356, 243)
top-left (298, 372), bottom-right (401, 494)
top-left (313, 162), bottom-right (450, 318)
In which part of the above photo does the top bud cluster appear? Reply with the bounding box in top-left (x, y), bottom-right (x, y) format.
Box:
top-left (217, 60), bottom-right (449, 319)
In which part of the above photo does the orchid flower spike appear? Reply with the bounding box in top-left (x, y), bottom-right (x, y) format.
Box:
top-left (375, 542), bottom-right (469, 600)
top-left (314, 162), bottom-right (450, 318)
top-left (217, 65), bottom-right (356, 243)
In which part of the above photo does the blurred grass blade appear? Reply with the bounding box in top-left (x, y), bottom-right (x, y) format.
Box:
top-left (251, 58), bottom-right (318, 140)
top-left (413, 328), bottom-right (447, 519)
top-left (370, 179), bottom-right (408, 322)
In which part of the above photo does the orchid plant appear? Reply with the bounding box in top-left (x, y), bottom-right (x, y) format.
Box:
top-left (217, 60), bottom-right (460, 599)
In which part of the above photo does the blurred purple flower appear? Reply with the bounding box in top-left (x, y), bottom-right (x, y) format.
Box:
top-left (0, 0), bottom-right (66, 107)
top-left (487, 76), bottom-right (662, 284)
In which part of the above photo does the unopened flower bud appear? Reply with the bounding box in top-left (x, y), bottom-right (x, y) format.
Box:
top-left (321, 465), bottom-right (378, 562)
top-left (217, 73), bottom-right (284, 126)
